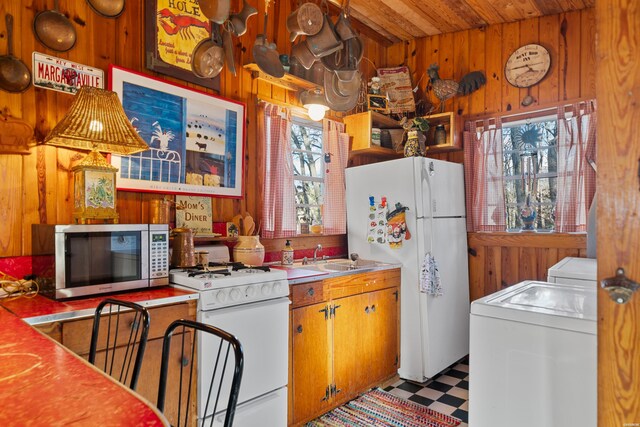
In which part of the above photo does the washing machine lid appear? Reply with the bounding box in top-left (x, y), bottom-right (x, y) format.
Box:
top-left (471, 281), bottom-right (596, 335)
top-left (548, 257), bottom-right (597, 281)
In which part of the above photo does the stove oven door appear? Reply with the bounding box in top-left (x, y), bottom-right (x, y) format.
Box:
top-left (197, 297), bottom-right (289, 420)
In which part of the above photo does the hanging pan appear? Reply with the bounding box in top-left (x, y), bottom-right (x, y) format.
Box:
top-left (33, 0), bottom-right (77, 52)
top-left (86, 0), bottom-right (125, 18)
top-left (200, 0), bottom-right (231, 25)
top-left (0, 14), bottom-right (31, 93)
top-left (191, 22), bottom-right (225, 79)
top-left (252, 0), bottom-right (284, 78)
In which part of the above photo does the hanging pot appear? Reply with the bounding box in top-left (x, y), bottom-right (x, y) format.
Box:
top-left (0, 15), bottom-right (31, 93)
top-left (228, 0), bottom-right (257, 37)
top-left (199, 0), bottom-right (231, 25)
top-left (191, 22), bottom-right (224, 79)
top-left (33, 0), bottom-right (77, 52)
top-left (286, 2), bottom-right (323, 42)
top-left (222, 26), bottom-right (236, 76)
top-left (324, 68), bottom-right (360, 112)
top-left (305, 14), bottom-right (342, 59)
top-left (86, 0), bottom-right (125, 18)
top-left (334, 12), bottom-right (356, 41)
top-left (252, 0), bottom-right (284, 78)
top-left (321, 35), bottom-right (362, 72)
top-left (291, 41), bottom-right (316, 70)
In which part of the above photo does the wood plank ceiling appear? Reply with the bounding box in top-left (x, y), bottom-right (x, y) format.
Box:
top-left (329, 0), bottom-right (595, 45)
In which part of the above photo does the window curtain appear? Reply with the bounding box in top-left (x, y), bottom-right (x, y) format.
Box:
top-left (260, 103), bottom-right (297, 238)
top-left (555, 100), bottom-right (597, 232)
top-left (463, 118), bottom-right (506, 232)
top-left (322, 119), bottom-right (349, 235)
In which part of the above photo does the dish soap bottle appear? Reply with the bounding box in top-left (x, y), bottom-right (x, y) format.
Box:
top-left (282, 240), bottom-right (294, 265)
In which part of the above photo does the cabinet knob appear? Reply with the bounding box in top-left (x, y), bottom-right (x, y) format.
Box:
top-left (365, 306), bottom-right (370, 314)
top-left (371, 304), bottom-right (376, 312)
top-left (296, 325), bottom-right (303, 333)
top-left (181, 357), bottom-right (190, 367)
top-left (307, 287), bottom-right (315, 296)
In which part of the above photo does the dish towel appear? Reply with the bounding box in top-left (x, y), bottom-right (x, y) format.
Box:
top-left (420, 252), bottom-right (442, 296)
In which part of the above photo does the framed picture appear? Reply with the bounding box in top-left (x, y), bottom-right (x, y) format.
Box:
top-left (144, 0), bottom-right (220, 91)
top-left (367, 94), bottom-right (389, 112)
top-left (109, 65), bottom-right (245, 198)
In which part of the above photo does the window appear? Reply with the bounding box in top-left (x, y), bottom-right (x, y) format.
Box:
top-left (290, 118), bottom-right (324, 232)
top-left (502, 117), bottom-right (558, 231)
top-left (464, 101), bottom-right (595, 234)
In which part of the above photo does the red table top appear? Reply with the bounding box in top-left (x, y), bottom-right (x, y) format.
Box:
top-left (0, 305), bottom-right (169, 426)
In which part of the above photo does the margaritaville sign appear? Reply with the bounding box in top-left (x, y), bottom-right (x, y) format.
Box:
top-left (32, 52), bottom-right (104, 94)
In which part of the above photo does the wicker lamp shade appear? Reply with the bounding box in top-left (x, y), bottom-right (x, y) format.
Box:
top-left (44, 86), bottom-right (148, 154)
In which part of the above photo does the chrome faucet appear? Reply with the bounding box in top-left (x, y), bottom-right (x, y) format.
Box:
top-left (313, 244), bottom-right (322, 263)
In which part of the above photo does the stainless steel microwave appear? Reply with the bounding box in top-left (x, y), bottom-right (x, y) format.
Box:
top-left (32, 224), bottom-right (169, 300)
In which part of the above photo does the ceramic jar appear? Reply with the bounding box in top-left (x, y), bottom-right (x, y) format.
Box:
top-left (233, 236), bottom-right (265, 266)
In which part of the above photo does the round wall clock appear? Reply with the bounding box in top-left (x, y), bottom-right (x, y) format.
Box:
top-left (504, 44), bottom-right (551, 88)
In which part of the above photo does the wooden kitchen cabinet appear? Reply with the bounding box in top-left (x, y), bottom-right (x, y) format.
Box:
top-left (289, 269), bottom-right (400, 425)
top-left (34, 300), bottom-right (197, 426)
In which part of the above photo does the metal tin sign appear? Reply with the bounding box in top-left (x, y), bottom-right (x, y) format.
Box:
top-left (32, 52), bottom-right (104, 94)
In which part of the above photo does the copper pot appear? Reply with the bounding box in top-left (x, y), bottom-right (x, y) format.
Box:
top-left (287, 3), bottom-right (323, 42)
top-left (171, 228), bottom-right (195, 268)
top-left (149, 199), bottom-right (170, 224)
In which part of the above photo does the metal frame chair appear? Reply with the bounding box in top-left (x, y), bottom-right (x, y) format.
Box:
top-left (157, 319), bottom-right (244, 427)
top-left (88, 298), bottom-right (150, 391)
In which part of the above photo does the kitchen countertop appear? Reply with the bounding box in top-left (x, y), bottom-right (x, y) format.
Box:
top-left (0, 286), bottom-right (199, 426)
top-left (0, 304), bottom-right (169, 426)
top-left (2, 286), bottom-right (199, 324)
top-left (272, 260), bottom-right (402, 285)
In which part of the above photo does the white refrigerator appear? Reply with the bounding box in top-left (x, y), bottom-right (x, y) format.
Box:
top-left (345, 157), bottom-right (470, 382)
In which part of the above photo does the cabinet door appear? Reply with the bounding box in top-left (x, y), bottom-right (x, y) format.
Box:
top-left (367, 288), bottom-right (399, 384)
top-left (291, 302), bottom-right (332, 424)
top-left (140, 332), bottom-right (197, 427)
top-left (332, 293), bottom-right (368, 401)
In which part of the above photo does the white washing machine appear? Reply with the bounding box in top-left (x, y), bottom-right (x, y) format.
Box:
top-left (547, 257), bottom-right (597, 287)
top-left (469, 280), bottom-right (596, 427)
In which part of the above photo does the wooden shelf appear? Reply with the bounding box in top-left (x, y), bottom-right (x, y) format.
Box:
top-left (349, 146), bottom-right (401, 158)
top-left (243, 63), bottom-right (320, 92)
top-left (343, 111), bottom-right (403, 154)
top-left (422, 111), bottom-right (461, 153)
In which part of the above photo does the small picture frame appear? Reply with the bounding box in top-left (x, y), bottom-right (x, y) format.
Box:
top-left (367, 94), bottom-right (389, 113)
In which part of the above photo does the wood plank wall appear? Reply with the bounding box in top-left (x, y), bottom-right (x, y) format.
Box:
top-left (0, 0), bottom-right (384, 258)
top-left (384, 8), bottom-right (596, 165)
top-left (383, 9), bottom-right (595, 299)
top-left (468, 232), bottom-right (586, 301)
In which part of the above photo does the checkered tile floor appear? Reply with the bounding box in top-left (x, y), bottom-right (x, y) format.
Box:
top-left (383, 357), bottom-right (469, 426)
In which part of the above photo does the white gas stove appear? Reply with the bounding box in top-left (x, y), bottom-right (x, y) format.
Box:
top-left (169, 264), bottom-right (288, 310)
top-left (169, 245), bottom-right (289, 427)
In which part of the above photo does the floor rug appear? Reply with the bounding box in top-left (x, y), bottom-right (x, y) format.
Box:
top-left (306, 388), bottom-right (462, 427)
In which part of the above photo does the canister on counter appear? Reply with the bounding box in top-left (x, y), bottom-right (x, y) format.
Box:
top-left (371, 127), bottom-right (381, 146)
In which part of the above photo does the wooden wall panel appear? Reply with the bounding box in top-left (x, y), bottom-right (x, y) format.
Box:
top-left (468, 233), bottom-right (587, 301)
top-left (0, 0), bottom-right (385, 257)
top-left (385, 8), bottom-right (596, 164)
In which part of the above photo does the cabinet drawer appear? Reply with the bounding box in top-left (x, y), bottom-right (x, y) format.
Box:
top-left (290, 281), bottom-right (324, 308)
top-left (63, 302), bottom-right (193, 355)
top-left (362, 268), bottom-right (401, 293)
top-left (326, 268), bottom-right (400, 300)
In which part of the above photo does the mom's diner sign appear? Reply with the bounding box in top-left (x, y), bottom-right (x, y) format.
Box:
top-left (32, 52), bottom-right (104, 94)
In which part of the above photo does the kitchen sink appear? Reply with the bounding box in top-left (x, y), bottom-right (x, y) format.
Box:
top-left (278, 258), bottom-right (386, 272)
